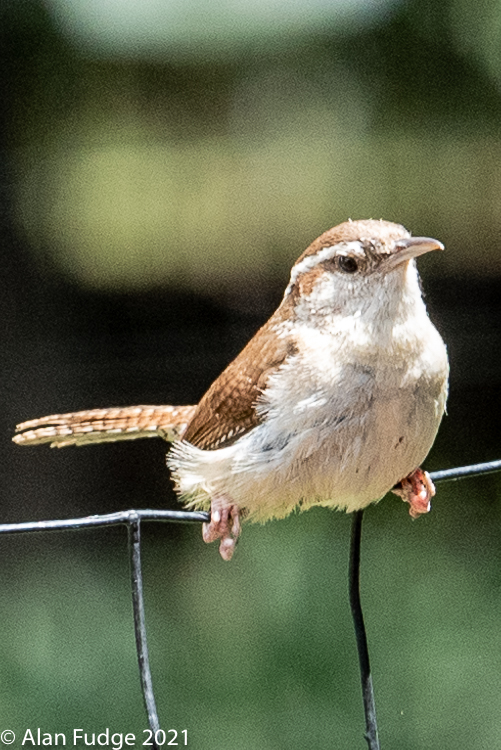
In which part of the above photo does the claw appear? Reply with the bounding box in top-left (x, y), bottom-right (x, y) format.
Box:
top-left (392, 468), bottom-right (435, 519)
top-left (202, 496), bottom-right (241, 560)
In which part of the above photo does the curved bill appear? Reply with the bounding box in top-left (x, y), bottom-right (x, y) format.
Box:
top-left (386, 236), bottom-right (444, 269)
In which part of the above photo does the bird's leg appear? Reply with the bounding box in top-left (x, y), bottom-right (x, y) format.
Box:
top-left (392, 468), bottom-right (435, 519)
top-left (202, 495), bottom-right (241, 561)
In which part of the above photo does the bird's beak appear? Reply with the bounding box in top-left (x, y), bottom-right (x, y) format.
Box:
top-left (387, 236), bottom-right (444, 269)
top-left (385, 237), bottom-right (444, 270)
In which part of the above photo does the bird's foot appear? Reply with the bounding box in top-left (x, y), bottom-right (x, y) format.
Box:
top-left (392, 468), bottom-right (435, 519)
top-left (202, 495), bottom-right (241, 561)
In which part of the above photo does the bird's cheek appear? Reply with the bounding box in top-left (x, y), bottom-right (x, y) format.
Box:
top-left (298, 267), bottom-right (326, 297)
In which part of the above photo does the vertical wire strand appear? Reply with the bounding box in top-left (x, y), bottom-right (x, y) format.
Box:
top-left (128, 514), bottom-right (161, 748)
top-left (349, 510), bottom-right (380, 750)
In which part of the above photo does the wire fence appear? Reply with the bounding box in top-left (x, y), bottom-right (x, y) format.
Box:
top-left (0, 459), bottom-right (500, 749)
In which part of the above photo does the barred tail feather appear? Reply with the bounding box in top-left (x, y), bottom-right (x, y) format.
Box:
top-left (13, 405), bottom-right (197, 448)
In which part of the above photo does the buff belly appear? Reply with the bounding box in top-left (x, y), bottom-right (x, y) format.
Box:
top-left (168, 358), bottom-right (448, 523)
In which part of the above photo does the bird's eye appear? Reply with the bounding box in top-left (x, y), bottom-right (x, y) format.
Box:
top-left (338, 256), bottom-right (359, 274)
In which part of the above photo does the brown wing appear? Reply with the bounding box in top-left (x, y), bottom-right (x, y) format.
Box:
top-left (183, 300), bottom-right (298, 450)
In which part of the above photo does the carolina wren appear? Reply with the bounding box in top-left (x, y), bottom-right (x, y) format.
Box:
top-left (14, 219), bottom-right (449, 561)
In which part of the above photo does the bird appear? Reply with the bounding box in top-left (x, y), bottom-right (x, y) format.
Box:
top-left (14, 219), bottom-right (449, 561)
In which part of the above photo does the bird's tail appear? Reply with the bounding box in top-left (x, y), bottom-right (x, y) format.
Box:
top-left (13, 405), bottom-right (197, 448)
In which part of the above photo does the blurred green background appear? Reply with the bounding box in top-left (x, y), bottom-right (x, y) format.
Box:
top-left (1, 0), bottom-right (501, 747)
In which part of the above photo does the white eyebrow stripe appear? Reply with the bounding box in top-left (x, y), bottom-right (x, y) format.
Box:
top-left (287, 240), bottom-right (362, 292)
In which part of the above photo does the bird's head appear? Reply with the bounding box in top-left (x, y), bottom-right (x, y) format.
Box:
top-left (285, 219), bottom-right (444, 322)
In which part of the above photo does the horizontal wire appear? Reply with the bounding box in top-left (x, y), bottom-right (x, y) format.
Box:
top-left (429, 459), bottom-right (501, 483)
top-left (0, 458), bottom-right (498, 536)
top-left (0, 508), bottom-right (210, 534)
